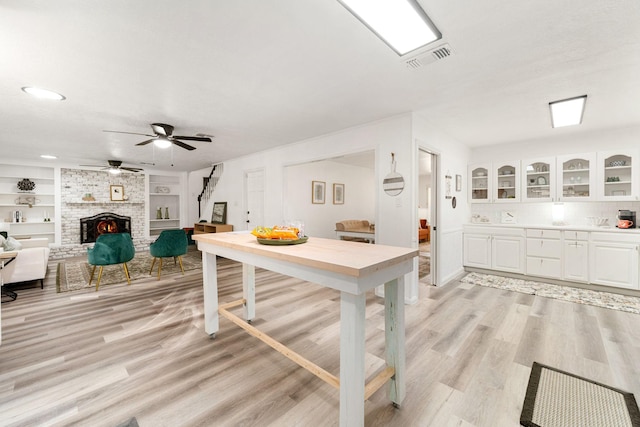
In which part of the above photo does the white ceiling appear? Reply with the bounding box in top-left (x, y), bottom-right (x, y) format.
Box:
top-left (1, 0), bottom-right (639, 172)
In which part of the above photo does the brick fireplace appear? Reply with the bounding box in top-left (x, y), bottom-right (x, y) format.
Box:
top-left (54, 168), bottom-right (150, 258)
top-left (80, 212), bottom-right (131, 244)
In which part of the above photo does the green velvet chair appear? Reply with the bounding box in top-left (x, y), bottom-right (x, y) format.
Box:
top-left (87, 233), bottom-right (135, 291)
top-left (149, 229), bottom-right (188, 280)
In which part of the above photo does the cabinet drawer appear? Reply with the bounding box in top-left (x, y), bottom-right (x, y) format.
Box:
top-left (527, 257), bottom-right (562, 278)
top-left (526, 229), bottom-right (561, 239)
top-left (564, 230), bottom-right (589, 241)
top-left (526, 238), bottom-right (562, 258)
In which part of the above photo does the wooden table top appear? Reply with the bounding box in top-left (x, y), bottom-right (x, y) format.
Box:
top-left (0, 251), bottom-right (18, 260)
top-left (193, 232), bottom-right (417, 278)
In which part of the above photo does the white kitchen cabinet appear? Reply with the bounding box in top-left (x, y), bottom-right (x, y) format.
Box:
top-left (493, 162), bottom-right (520, 202)
top-left (589, 233), bottom-right (639, 290)
top-left (563, 230), bottom-right (589, 283)
top-left (468, 161), bottom-right (520, 203)
top-left (597, 150), bottom-right (639, 201)
top-left (463, 233), bottom-right (492, 268)
top-left (525, 229), bottom-right (562, 279)
top-left (463, 226), bottom-right (525, 273)
top-left (522, 158), bottom-right (555, 202)
top-left (468, 164), bottom-right (491, 203)
top-left (556, 153), bottom-right (596, 201)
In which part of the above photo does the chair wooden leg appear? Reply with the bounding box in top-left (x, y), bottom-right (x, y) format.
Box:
top-left (177, 256), bottom-right (185, 275)
top-left (123, 263), bottom-right (131, 285)
top-left (89, 265), bottom-right (97, 286)
top-left (157, 258), bottom-right (163, 280)
top-left (149, 257), bottom-right (157, 275)
top-left (96, 266), bottom-right (104, 291)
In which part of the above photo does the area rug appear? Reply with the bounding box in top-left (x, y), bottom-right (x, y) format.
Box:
top-left (419, 255), bottom-right (430, 278)
top-left (56, 250), bottom-right (202, 292)
top-left (460, 272), bottom-right (640, 314)
top-left (521, 362), bottom-right (640, 427)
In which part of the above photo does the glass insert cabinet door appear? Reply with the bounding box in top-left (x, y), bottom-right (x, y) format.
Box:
top-left (469, 165), bottom-right (490, 202)
top-left (522, 158), bottom-right (554, 201)
top-left (599, 152), bottom-right (635, 200)
top-left (494, 162), bottom-right (519, 202)
top-left (559, 156), bottom-right (592, 200)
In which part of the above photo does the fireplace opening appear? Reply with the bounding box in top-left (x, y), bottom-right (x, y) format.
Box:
top-left (80, 212), bottom-right (131, 244)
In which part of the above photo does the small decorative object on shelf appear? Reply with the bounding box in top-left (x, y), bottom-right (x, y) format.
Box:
top-left (156, 207), bottom-right (163, 219)
top-left (164, 207), bottom-right (170, 219)
top-left (17, 178), bottom-right (35, 192)
top-left (82, 193), bottom-right (95, 201)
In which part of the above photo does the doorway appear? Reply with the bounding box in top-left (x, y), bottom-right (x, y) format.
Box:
top-left (418, 148), bottom-right (437, 286)
top-left (245, 168), bottom-right (265, 231)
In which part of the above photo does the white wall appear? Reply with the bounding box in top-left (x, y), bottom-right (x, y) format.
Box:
top-left (413, 113), bottom-right (472, 286)
top-left (283, 159), bottom-right (375, 239)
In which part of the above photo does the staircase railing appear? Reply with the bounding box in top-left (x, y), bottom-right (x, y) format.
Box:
top-left (197, 163), bottom-right (224, 217)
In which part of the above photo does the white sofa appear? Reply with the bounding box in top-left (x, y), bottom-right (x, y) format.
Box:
top-left (1, 238), bottom-right (50, 289)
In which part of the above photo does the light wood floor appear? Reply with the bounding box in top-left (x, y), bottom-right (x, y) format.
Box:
top-left (1, 256), bottom-right (639, 426)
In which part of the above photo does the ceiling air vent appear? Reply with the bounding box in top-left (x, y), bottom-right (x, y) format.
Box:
top-left (405, 43), bottom-right (452, 69)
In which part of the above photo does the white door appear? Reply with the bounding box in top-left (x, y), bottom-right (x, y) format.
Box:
top-left (589, 241), bottom-right (639, 289)
top-left (463, 233), bottom-right (491, 269)
top-left (245, 169), bottom-right (264, 231)
top-left (563, 240), bottom-right (589, 283)
top-left (492, 235), bottom-right (524, 273)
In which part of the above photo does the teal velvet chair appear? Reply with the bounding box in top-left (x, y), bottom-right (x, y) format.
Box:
top-left (149, 229), bottom-right (188, 280)
top-left (87, 233), bottom-right (135, 291)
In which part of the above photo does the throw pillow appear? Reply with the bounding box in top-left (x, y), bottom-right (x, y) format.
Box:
top-left (3, 236), bottom-right (22, 251)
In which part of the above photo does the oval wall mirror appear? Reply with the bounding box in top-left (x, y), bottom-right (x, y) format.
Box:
top-left (383, 153), bottom-right (405, 196)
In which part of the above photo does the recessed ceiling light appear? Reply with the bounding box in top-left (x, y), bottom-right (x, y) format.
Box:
top-left (21, 86), bottom-right (66, 101)
top-left (549, 95), bottom-right (587, 128)
top-left (40, 154), bottom-right (58, 159)
top-left (338, 0), bottom-right (442, 55)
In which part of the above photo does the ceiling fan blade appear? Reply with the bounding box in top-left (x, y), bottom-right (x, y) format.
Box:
top-left (173, 135), bottom-right (212, 142)
top-left (135, 139), bottom-right (156, 146)
top-left (103, 130), bottom-right (155, 137)
top-left (120, 167), bottom-right (144, 172)
top-left (171, 140), bottom-right (197, 151)
top-left (80, 164), bottom-right (108, 167)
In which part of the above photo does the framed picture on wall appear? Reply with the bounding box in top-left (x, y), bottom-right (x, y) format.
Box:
top-left (333, 183), bottom-right (344, 204)
top-left (110, 185), bottom-right (124, 201)
top-left (312, 181), bottom-right (326, 204)
top-left (211, 202), bottom-right (227, 224)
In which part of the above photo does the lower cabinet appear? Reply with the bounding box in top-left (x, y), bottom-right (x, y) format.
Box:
top-left (463, 227), bottom-right (525, 274)
top-left (526, 229), bottom-right (561, 279)
top-left (563, 231), bottom-right (589, 283)
top-left (464, 225), bottom-right (640, 291)
top-left (589, 234), bottom-right (639, 290)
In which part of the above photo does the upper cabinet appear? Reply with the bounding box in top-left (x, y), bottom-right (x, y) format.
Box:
top-left (597, 150), bottom-right (639, 201)
top-left (522, 157), bottom-right (555, 202)
top-left (468, 162), bottom-right (520, 203)
top-left (556, 153), bottom-right (596, 202)
top-left (469, 164), bottom-right (491, 203)
top-left (494, 162), bottom-right (520, 202)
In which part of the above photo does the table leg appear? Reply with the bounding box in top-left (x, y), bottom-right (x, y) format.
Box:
top-left (340, 291), bottom-right (366, 427)
top-left (242, 264), bottom-right (255, 322)
top-left (202, 252), bottom-right (219, 337)
top-left (384, 276), bottom-right (405, 406)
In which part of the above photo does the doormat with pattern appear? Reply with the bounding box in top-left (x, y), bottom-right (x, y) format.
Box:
top-left (56, 250), bottom-right (202, 292)
top-left (461, 272), bottom-right (640, 314)
top-left (521, 362), bottom-right (640, 427)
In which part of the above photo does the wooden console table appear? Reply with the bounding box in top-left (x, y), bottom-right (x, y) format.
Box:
top-left (193, 222), bottom-right (233, 234)
top-left (193, 231), bottom-right (417, 426)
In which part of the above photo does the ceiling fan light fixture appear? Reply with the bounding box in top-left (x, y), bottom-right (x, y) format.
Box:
top-left (154, 137), bottom-right (172, 149)
top-left (108, 167), bottom-right (121, 175)
top-left (21, 86), bottom-right (66, 101)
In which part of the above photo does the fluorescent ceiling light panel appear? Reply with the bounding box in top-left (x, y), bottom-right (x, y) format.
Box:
top-left (549, 95), bottom-right (587, 128)
top-left (40, 154), bottom-right (57, 159)
top-left (21, 86), bottom-right (66, 101)
top-left (338, 0), bottom-right (441, 55)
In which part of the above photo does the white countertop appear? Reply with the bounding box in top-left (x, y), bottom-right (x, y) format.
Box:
top-left (465, 222), bottom-right (640, 233)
